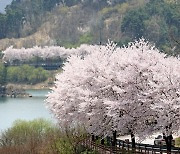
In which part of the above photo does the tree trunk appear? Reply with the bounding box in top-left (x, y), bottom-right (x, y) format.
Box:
top-left (131, 133), bottom-right (135, 149)
top-left (101, 138), bottom-right (104, 145)
top-left (92, 135), bottom-right (95, 141)
top-left (164, 135), bottom-right (173, 153)
top-left (112, 130), bottom-right (117, 146)
top-left (95, 136), bottom-right (99, 140)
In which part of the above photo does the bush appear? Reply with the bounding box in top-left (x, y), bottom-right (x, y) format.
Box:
top-left (175, 137), bottom-right (180, 147)
top-left (0, 119), bottom-right (54, 146)
top-left (0, 118), bottom-right (88, 154)
top-left (0, 63), bottom-right (6, 85)
top-left (7, 65), bottom-right (50, 84)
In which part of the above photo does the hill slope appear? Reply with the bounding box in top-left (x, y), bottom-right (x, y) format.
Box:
top-left (0, 0), bottom-right (179, 54)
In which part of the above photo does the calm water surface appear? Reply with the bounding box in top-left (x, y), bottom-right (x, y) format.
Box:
top-left (0, 89), bottom-right (55, 132)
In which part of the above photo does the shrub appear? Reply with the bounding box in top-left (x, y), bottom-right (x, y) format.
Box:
top-left (0, 118), bottom-right (88, 154)
top-left (7, 65), bottom-right (50, 84)
top-left (175, 137), bottom-right (180, 147)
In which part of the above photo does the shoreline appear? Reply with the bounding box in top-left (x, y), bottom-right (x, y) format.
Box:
top-left (0, 83), bottom-right (53, 98)
top-left (7, 82), bottom-right (53, 90)
top-left (0, 83), bottom-right (54, 97)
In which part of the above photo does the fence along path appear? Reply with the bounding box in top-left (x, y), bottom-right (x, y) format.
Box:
top-left (80, 138), bottom-right (180, 154)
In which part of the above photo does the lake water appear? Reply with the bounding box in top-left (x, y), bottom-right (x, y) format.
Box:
top-left (0, 89), bottom-right (55, 132)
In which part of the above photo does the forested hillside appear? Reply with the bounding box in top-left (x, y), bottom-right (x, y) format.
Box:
top-left (0, 0), bottom-right (179, 54)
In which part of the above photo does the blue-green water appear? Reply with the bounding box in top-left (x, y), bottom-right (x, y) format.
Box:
top-left (0, 89), bottom-right (55, 132)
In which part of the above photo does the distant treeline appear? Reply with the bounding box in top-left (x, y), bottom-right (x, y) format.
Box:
top-left (0, 63), bottom-right (50, 85)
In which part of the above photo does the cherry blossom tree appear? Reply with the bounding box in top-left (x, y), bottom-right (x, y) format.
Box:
top-left (2, 44), bottom-right (100, 64)
top-left (147, 56), bottom-right (180, 152)
top-left (46, 39), bottom-right (180, 152)
top-left (2, 39), bottom-right (179, 152)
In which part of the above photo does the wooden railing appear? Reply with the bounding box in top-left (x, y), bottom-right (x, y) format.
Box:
top-left (80, 138), bottom-right (124, 154)
top-left (117, 139), bottom-right (180, 154)
top-left (80, 138), bottom-right (180, 154)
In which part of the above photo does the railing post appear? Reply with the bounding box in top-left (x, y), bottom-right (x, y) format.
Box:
top-left (118, 140), bottom-right (121, 149)
top-left (127, 141), bottom-right (129, 152)
top-left (139, 143), bottom-right (141, 152)
top-left (139, 144), bottom-right (142, 152)
top-left (122, 141), bottom-right (124, 150)
top-left (160, 145), bottom-right (162, 154)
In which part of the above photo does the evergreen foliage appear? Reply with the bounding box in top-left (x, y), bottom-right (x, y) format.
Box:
top-left (121, 0), bottom-right (180, 54)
